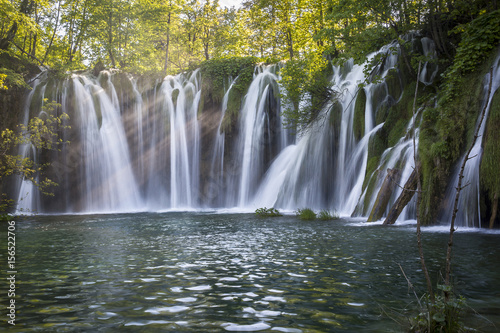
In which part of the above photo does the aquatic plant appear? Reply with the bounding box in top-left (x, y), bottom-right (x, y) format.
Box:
top-left (255, 207), bottom-right (282, 217)
top-left (296, 208), bottom-right (316, 220)
top-left (410, 286), bottom-right (467, 333)
top-left (317, 209), bottom-right (339, 220)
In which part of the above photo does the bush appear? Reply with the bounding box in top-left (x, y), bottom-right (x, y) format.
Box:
top-left (410, 287), bottom-right (467, 333)
top-left (296, 208), bottom-right (316, 220)
top-left (255, 207), bottom-right (282, 217)
top-left (318, 209), bottom-right (340, 220)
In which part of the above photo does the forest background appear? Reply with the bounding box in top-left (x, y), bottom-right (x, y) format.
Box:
top-left (0, 0), bottom-right (496, 80)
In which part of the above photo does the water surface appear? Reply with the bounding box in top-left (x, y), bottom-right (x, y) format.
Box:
top-left (1, 213), bottom-right (499, 332)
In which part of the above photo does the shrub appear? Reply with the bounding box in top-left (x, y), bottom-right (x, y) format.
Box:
top-left (255, 207), bottom-right (282, 217)
top-left (318, 209), bottom-right (340, 220)
top-left (296, 208), bottom-right (316, 220)
top-left (410, 287), bottom-right (467, 333)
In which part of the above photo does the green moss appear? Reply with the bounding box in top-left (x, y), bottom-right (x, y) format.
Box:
top-left (384, 81), bottom-right (416, 147)
top-left (363, 170), bottom-right (380, 215)
top-left (418, 48), bottom-right (500, 225)
top-left (481, 89), bottom-right (500, 198)
top-left (368, 129), bottom-right (387, 161)
top-left (172, 88), bottom-right (179, 106)
top-left (388, 118), bottom-right (409, 147)
top-left (200, 56), bottom-right (257, 106)
top-left (353, 88), bottom-right (366, 140)
top-left (329, 101), bottom-right (342, 129)
top-left (385, 68), bottom-right (403, 101)
top-left (363, 156), bottom-right (381, 191)
top-left (375, 99), bottom-right (391, 125)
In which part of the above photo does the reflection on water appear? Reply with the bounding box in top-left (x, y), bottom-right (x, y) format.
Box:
top-left (1, 213), bottom-right (499, 332)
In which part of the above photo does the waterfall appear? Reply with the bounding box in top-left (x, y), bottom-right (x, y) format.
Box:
top-left (138, 71), bottom-right (202, 210)
top-left (15, 74), bottom-right (48, 213)
top-left (15, 36), bottom-right (495, 227)
top-left (253, 41), bottom-right (416, 215)
top-left (441, 53), bottom-right (500, 227)
top-left (222, 65), bottom-right (289, 208)
top-left (70, 72), bottom-right (143, 212)
top-left (206, 78), bottom-right (235, 207)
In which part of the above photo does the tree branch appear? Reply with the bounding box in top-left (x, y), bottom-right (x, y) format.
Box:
top-left (444, 67), bottom-right (494, 296)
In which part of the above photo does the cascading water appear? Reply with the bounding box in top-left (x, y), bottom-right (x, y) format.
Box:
top-left (254, 40), bottom-right (423, 217)
top-left (17, 36), bottom-right (493, 227)
top-left (441, 52), bottom-right (500, 227)
top-left (69, 72), bottom-right (143, 212)
top-left (220, 65), bottom-right (290, 208)
top-left (15, 73), bottom-right (49, 213)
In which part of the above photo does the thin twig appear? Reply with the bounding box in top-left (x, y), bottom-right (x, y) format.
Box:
top-left (445, 68), bottom-right (494, 296)
top-left (398, 263), bottom-right (422, 308)
top-left (412, 60), bottom-right (434, 302)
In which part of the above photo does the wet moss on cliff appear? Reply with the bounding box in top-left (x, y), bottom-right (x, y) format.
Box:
top-left (353, 88), bottom-right (366, 141)
top-left (199, 57), bottom-right (257, 106)
top-left (480, 88), bottom-right (500, 227)
top-left (199, 57), bottom-right (258, 136)
top-left (419, 47), bottom-right (500, 225)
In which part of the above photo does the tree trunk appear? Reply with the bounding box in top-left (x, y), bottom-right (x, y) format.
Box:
top-left (108, 2), bottom-right (116, 67)
top-left (164, 11), bottom-right (171, 75)
top-left (368, 168), bottom-right (400, 222)
top-left (383, 166), bottom-right (419, 225)
top-left (42, 0), bottom-right (62, 64)
top-left (445, 68), bottom-right (494, 295)
top-left (31, 33), bottom-right (37, 57)
top-left (286, 28), bottom-right (293, 60)
top-left (0, 23), bottom-right (18, 50)
top-left (0, 0), bottom-right (35, 50)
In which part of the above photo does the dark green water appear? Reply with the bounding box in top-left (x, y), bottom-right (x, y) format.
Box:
top-left (1, 213), bottom-right (499, 332)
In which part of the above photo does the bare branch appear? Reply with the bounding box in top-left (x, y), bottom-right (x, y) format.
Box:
top-left (445, 67), bottom-right (494, 296)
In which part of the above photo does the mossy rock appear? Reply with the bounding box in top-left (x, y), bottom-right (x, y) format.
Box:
top-left (368, 128), bottom-right (387, 161)
top-left (385, 68), bottom-right (403, 101)
top-left (353, 88), bottom-right (366, 140)
top-left (375, 98), bottom-right (392, 125)
top-left (329, 101), bottom-right (343, 129)
top-left (363, 156), bottom-right (381, 192)
top-left (362, 168), bottom-right (381, 215)
top-left (481, 89), bottom-right (500, 202)
top-left (418, 48), bottom-right (500, 225)
top-left (172, 88), bottom-right (180, 107)
top-left (382, 81), bottom-right (420, 148)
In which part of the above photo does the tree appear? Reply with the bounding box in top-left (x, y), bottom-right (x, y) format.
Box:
top-left (0, 100), bottom-right (68, 216)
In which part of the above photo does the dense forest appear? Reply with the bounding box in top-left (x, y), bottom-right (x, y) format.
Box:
top-left (0, 0), bottom-right (496, 76)
top-left (1, 0), bottom-right (500, 226)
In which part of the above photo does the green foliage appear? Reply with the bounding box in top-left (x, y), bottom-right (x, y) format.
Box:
top-left (442, 10), bottom-right (500, 106)
top-left (296, 208), bottom-right (316, 220)
top-left (280, 52), bottom-right (334, 130)
top-left (0, 67), bottom-right (28, 90)
top-left (200, 56), bottom-right (258, 105)
top-left (0, 100), bottom-right (69, 212)
top-left (480, 90), bottom-right (500, 199)
top-left (410, 288), bottom-right (467, 333)
top-left (255, 207), bottom-right (283, 217)
top-left (317, 209), bottom-right (339, 220)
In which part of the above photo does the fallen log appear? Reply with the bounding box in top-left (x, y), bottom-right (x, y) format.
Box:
top-left (367, 168), bottom-right (401, 222)
top-left (383, 166), bottom-right (419, 225)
